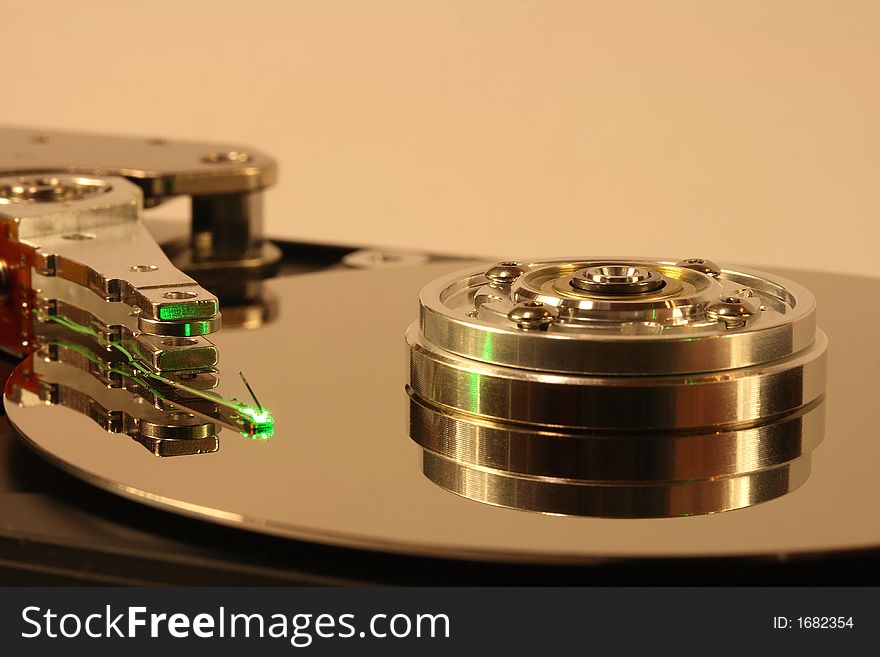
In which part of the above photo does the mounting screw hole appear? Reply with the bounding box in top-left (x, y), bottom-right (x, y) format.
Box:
top-left (201, 151), bottom-right (251, 164)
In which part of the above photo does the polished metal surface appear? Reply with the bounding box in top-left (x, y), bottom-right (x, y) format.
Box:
top-left (570, 264), bottom-right (665, 294)
top-left (7, 355), bottom-right (219, 458)
top-left (0, 127), bottom-right (276, 203)
top-left (0, 175), bottom-right (222, 365)
top-left (3, 263), bottom-right (877, 561)
top-left (407, 258), bottom-right (828, 517)
top-left (418, 259), bottom-right (817, 375)
top-left (0, 169), bottom-right (272, 443)
top-left (0, 129), bottom-right (269, 471)
top-left (408, 326), bottom-right (826, 430)
top-left (409, 394), bottom-right (825, 481)
top-left (0, 126), bottom-right (282, 330)
top-left (11, 316), bottom-right (263, 451)
top-left (422, 451), bottom-right (813, 519)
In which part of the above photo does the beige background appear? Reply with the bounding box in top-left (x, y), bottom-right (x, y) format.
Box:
top-left (2, 1), bottom-right (877, 275)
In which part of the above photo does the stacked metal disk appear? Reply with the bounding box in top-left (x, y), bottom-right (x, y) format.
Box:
top-left (406, 258), bottom-right (827, 518)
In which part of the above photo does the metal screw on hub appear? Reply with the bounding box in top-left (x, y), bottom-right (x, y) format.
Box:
top-left (507, 301), bottom-right (558, 330)
top-left (676, 258), bottom-right (722, 277)
top-left (485, 261), bottom-right (525, 288)
top-left (706, 295), bottom-right (760, 328)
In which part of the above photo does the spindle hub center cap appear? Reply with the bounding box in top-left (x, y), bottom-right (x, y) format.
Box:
top-left (571, 264), bottom-right (664, 294)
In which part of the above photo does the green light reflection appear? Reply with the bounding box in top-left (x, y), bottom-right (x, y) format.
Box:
top-left (469, 333), bottom-right (494, 413)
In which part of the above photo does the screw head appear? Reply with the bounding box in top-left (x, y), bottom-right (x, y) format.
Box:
top-left (485, 261), bottom-right (525, 287)
top-left (706, 296), bottom-right (760, 328)
top-left (507, 301), bottom-right (558, 330)
top-left (676, 258), bottom-right (721, 277)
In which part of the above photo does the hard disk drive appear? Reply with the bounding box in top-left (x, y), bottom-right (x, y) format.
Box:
top-left (0, 128), bottom-right (877, 584)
